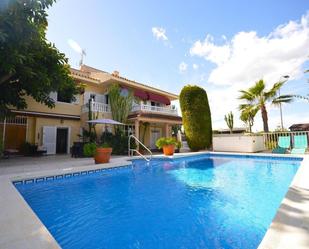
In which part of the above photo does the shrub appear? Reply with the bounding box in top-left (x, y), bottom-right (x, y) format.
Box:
top-left (20, 142), bottom-right (37, 156)
top-left (179, 85), bottom-right (212, 151)
top-left (155, 137), bottom-right (177, 149)
top-left (100, 130), bottom-right (136, 155)
top-left (83, 143), bottom-right (97, 157)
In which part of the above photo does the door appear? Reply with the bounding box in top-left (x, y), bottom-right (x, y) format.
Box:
top-left (56, 128), bottom-right (68, 154)
top-left (42, 126), bottom-right (57, 155)
top-left (150, 128), bottom-right (162, 149)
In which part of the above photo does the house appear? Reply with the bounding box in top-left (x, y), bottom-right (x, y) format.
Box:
top-left (1, 65), bottom-right (182, 154)
top-left (289, 123), bottom-right (309, 131)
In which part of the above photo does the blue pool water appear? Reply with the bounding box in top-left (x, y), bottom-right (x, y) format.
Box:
top-left (15, 154), bottom-right (301, 249)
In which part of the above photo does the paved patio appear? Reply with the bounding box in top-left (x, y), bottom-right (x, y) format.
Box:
top-left (0, 155), bottom-right (126, 176)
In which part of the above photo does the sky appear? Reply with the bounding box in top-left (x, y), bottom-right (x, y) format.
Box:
top-left (46, 0), bottom-right (309, 131)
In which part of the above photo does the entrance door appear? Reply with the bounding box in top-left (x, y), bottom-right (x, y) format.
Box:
top-left (150, 128), bottom-right (162, 149)
top-left (42, 126), bottom-right (56, 155)
top-left (56, 128), bottom-right (68, 154)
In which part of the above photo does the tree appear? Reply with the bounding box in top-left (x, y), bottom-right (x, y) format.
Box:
top-left (238, 79), bottom-right (293, 132)
top-left (0, 0), bottom-right (77, 118)
top-left (108, 84), bottom-right (134, 124)
top-left (224, 111), bottom-right (234, 134)
top-left (239, 106), bottom-right (259, 133)
top-left (179, 85), bottom-right (212, 151)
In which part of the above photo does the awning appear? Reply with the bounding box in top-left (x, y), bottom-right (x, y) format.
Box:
top-left (87, 119), bottom-right (125, 125)
top-left (147, 92), bottom-right (170, 105)
top-left (134, 89), bottom-right (148, 100)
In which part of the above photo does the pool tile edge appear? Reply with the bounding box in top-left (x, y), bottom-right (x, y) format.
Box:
top-left (258, 155), bottom-right (309, 249)
top-left (0, 159), bottom-right (132, 249)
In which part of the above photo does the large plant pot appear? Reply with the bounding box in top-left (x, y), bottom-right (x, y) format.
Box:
top-left (163, 145), bottom-right (175, 156)
top-left (94, 147), bottom-right (112, 164)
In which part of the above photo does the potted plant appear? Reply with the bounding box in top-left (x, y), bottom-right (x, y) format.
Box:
top-left (175, 141), bottom-right (182, 153)
top-left (156, 137), bottom-right (177, 156)
top-left (94, 142), bottom-right (112, 164)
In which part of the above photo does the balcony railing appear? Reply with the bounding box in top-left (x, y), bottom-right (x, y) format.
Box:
top-left (131, 104), bottom-right (178, 115)
top-left (82, 101), bottom-right (178, 116)
top-left (81, 101), bottom-right (111, 113)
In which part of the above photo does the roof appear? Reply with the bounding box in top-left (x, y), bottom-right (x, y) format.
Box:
top-left (128, 113), bottom-right (182, 123)
top-left (289, 123), bottom-right (309, 131)
top-left (69, 65), bottom-right (179, 101)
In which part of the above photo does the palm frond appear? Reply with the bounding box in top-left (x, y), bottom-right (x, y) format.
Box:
top-left (264, 81), bottom-right (285, 99)
top-left (238, 90), bottom-right (255, 101)
top-left (294, 94), bottom-right (309, 102)
top-left (272, 94), bottom-right (294, 105)
top-left (248, 79), bottom-right (265, 96)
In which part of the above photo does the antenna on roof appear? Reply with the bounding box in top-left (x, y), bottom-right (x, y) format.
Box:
top-left (67, 39), bottom-right (86, 68)
top-left (79, 49), bottom-right (86, 67)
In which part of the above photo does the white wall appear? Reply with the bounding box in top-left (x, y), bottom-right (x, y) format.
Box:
top-left (213, 134), bottom-right (265, 153)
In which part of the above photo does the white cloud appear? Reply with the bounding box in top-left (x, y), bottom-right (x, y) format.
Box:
top-left (193, 64), bottom-right (199, 70)
top-left (190, 12), bottom-right (309, 87)
top-left (152, 27), bottom-right (168, 41)
top-left (189, 12), bottom-right (309, 131)
top-left (67, 39), bottom-right (83, 54)
top-left (179, 62), bottom-right (188, 73)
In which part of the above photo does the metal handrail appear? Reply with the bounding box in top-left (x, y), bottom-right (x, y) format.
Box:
top-left (128, 134), bottom-right (152, 162)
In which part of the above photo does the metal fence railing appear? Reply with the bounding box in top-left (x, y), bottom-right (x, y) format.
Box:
top-left (262, 131), bottom-right (309, 150)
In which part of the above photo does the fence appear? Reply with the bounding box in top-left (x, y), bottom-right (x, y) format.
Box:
top-left (262, 131), bottom-right (309, 150)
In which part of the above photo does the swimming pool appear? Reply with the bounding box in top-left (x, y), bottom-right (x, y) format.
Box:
top-left (15, 154), bottom-right (301, 249)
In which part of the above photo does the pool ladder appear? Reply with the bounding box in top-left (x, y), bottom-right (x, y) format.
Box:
top-left (128, 135), bottom-right (152, 162)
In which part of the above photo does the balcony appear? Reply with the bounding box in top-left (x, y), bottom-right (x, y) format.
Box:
top-left (81, 102), bottom-right (178, 116)
top-left (81, 102), bottom-right (111, 113)
top-left (131, 104), bottom-right (178, 115)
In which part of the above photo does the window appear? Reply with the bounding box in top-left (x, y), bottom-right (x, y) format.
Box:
top-left (90, 94), bottom-right (96, 101)
top-left (57, 90), bottom-right (72, 103)
top-left (105, 94), bottom-right (109, 105)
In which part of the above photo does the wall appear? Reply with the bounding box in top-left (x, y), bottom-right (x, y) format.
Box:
top-left (213, 134), bottom-right (265, 153)
top-left (24, 95), bottom-right (81, 116)
top-left (32, 117), bottom-right (81, 148)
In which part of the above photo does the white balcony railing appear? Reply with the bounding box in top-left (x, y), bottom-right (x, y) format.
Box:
top-left (81, 101), bottom-right (111, 113)
top-left (82, 102), bottom-right (178, 116)
top-left (131, 104), bottom-right (178, 115)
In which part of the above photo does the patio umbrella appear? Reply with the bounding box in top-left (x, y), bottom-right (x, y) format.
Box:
top-left (86, 118), bottom-right (125, 125)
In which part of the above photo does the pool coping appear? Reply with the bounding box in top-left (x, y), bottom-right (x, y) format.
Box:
top-left (0, 152), bottom-right (308, 249)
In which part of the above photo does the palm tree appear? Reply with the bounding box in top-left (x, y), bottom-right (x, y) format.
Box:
top-left (239, 105), bottom-right (259, 133)
top-left (239, 79), bottom-right (293, 132)
top-left (109, 84), bottom-right (134, 125)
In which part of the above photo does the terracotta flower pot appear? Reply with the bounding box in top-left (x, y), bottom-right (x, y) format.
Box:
top-left (163, 144), bottom-right (175, 156)
top-left (94, 147), bottom-right (112, 164)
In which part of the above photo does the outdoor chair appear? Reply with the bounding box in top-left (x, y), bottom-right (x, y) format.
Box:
top-left (272, 136), bottom-right (290, 154)
top-left (291, 135), bottom-right (308, 154)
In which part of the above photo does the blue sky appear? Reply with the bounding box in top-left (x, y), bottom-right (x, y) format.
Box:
top-left (46, 0), bottom-right (309, 131)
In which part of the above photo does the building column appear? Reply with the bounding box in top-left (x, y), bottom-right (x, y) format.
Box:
top-left (164, 123), bottom-right (169, 137)
top-left (134, 119), bottom-right (139, 150)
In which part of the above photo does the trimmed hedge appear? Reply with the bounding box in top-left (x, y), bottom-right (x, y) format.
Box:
top-left (179, 85), bottom-right (212, 151)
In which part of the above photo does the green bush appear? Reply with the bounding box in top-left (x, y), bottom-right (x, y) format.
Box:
top-left (179, 85), bottom-right (212, 151)
top-left (83, 143), bottom-right (97, 157)
top-left (100, 130), bottom-right (136, 155)
top-left (155, 137), bottom-right (177, 149)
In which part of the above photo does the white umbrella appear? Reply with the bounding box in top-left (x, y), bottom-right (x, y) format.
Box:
top-left (86, 118), bottom-right (125, 125)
